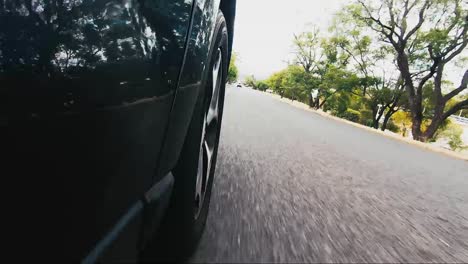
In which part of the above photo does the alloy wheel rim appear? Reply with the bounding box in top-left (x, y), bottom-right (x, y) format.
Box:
top-left (194, 48), bottom-right (222, 219)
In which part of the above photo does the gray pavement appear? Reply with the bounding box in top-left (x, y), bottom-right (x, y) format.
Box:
top-left (191, 86), bottom-right (468, 263)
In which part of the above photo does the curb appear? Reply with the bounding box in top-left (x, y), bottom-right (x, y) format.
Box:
top-left (257, 89), bottom-right (468, 162)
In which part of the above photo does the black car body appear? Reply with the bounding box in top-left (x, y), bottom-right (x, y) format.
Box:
top-left (1, 0), bottom-right (235, 261)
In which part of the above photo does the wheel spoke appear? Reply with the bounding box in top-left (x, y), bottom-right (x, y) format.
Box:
top-left (207, 49), bottom-right (222, 127)
top-left (194, 48), bottom-right (223, 219)
top-left (203, 139), bottom-right (213, 188)
top-left (195, 144), bottom-right (204, 210)
top-left (211, 48), bottom-right (222, 101)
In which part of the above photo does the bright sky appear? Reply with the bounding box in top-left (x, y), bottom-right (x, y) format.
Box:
top-left (233, 0), bottom-right (347, 80)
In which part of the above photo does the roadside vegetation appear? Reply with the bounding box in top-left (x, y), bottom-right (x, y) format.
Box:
top-left (227, 52), bottom-right (239, 84)
top-left (245, 0), bottom-right (467, 151)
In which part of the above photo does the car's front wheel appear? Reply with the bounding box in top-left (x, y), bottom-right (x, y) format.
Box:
top-left (141, 10), bottom-right (228, 262)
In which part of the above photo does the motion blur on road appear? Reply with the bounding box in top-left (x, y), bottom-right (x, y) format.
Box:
top-left (191, 85), bottom-right (468, 263)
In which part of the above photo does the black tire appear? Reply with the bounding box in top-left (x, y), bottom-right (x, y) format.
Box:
top-left (140, 10), bottom-right (228, 262)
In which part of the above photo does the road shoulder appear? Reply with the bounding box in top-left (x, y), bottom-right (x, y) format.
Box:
top-left (252, 88), bottom-right (468, 161)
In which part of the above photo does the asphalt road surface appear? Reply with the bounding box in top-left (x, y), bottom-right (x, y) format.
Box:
top-left (191, 86), bottom-right (468, 263)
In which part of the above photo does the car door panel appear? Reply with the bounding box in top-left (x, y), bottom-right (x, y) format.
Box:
top-left (0, 0), bottom-right (193, 260)
top-left (157, 0), bottom-right (221, 176)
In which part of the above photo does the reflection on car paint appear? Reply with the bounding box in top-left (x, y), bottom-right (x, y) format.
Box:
top-left (0, 0), bottom-right (193, 118)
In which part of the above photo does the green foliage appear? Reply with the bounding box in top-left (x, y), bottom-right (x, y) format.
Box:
top-left (431, 119), bottom-right (451, 141)
top-left (437, 121), bottom-right (466, 151)
top-left (449, 137), bottom-right (465, 152)
top-left (342, 0), bottom-right (468, 140)
top-left (244, 74), bottom-right (269, 92)
top-left (245, 75), bottom-right (257, 89)
top-left (281, 65), bottom-right (308, 100)
top-left (227, 53), bottom-right (239, 84)
top-left (327, 93), bottom-right (350, 115)
top-left (363, 119), bottom-right (375, 127)
top-left (319, 66), bottom-right (360, 93)
top-left (266, 70), bottom-right (287, 95)
top-left (348, 94), bottom-right (364, 111)
top-left (359, 109), bottom-right (373, 124)
top-left (292, 27), bottom-right (321, 73)
top-left (386, 121), bottom-right (400, 133)
top-left (338, 109), bottom-right (361, 122)
top-left (253, 1), bottom-right (467, 142)
top-left (256, 81), bottom-right (269, 91)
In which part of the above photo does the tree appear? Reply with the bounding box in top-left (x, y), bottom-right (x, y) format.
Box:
top-left (292, 26), bottom-right (323, 107)
top-left (332, 13), bottom-right (410, 131)
top-left (348, 0), bottom-right (468, 141)
top-left (245, 75), bottom-right (257, 89)
top-left (281, 65), bottom-right (308, 101)
top-left (329, 23), bottom-right (376, 96)
top-left (380, 82), bottom-right (407, 131)
top-left (437, 121), bottom-right (466, 151)
top-left (266, 70), bottom-right (288, 97)
top-left (317, 66), bottom-right (360, 110)
top-left (310, 37), bottom-right (354, 109)
top-left (227, 52), bottom-right (239, 83)
top-left (265, 65), bottom-right (315, 101)
top-left (256, 81), bottom-right (269, 91)
top-left (362, 75), bottom-right (407, 130)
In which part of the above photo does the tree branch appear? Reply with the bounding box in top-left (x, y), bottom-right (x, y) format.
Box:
top-left (444, 70), bottom-right (468, 101)
top-left (386, 0), bottom-right (396, 31)
top-left (357, 0), bottom-right (401, 44)
top-left (442, 99), bottom-right (468, 120)
top-left (442, 24), bottom-right (468, 63)
top-left (404, 0), bottom-right (431, 42)
top-left (445, 0), bottom-right (461, 33)
top-left (433, 63), bottom-right (445, 101)
top-left (403, 0), bottom-right (418, 18)
top-left (416, 59), bottom-right (440, 93)
top-left (340, 43), bottom-right (367, 76)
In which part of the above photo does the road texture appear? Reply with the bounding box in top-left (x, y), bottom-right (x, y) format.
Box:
top-left (191, 86), bottom-right (468, 263)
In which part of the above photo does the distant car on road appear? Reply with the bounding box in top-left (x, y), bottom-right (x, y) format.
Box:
top-left (1, 0), bottom-right (236, 262)
top-left (237, 83), bottom-right (242, 88)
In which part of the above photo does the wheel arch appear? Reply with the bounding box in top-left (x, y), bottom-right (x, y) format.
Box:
top-left (156, 0), bottom-right (236, 178)
top-left (219, 0), bottom-right (236, 62)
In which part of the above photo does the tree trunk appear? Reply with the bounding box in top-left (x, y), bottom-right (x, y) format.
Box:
top-left (314, 91), bottom-right (319, 109)
top-left (407, 83), bottom-right (425, 141)
top-left (381, 114), bottom-right (390, 131)
top-left (372, 105), bottom-right (385, 129)
top-left (314, 95), bottom-right (320, 109)
top-left (371, 107), bottom-right (378, 128)
top-left (411, 116), bottom-right (424, 141)
top-left (319, 98), bottom-right (328, 109)
top-left (381, 110), bottom-right (396, 131)
top-left (308, 93), bottom-right (313, 108)
top-left (422, 118), bottom-right (441, 141)
top-left (395, 50), bottom-right (425, 140)
top-left (372, 117), bottom-right (379, 129)
top-left (422, 99), bottom-right (447, 140)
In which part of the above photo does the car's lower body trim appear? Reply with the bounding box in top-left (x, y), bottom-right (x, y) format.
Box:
top-left (81, 173), bottom-right (175, 264)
